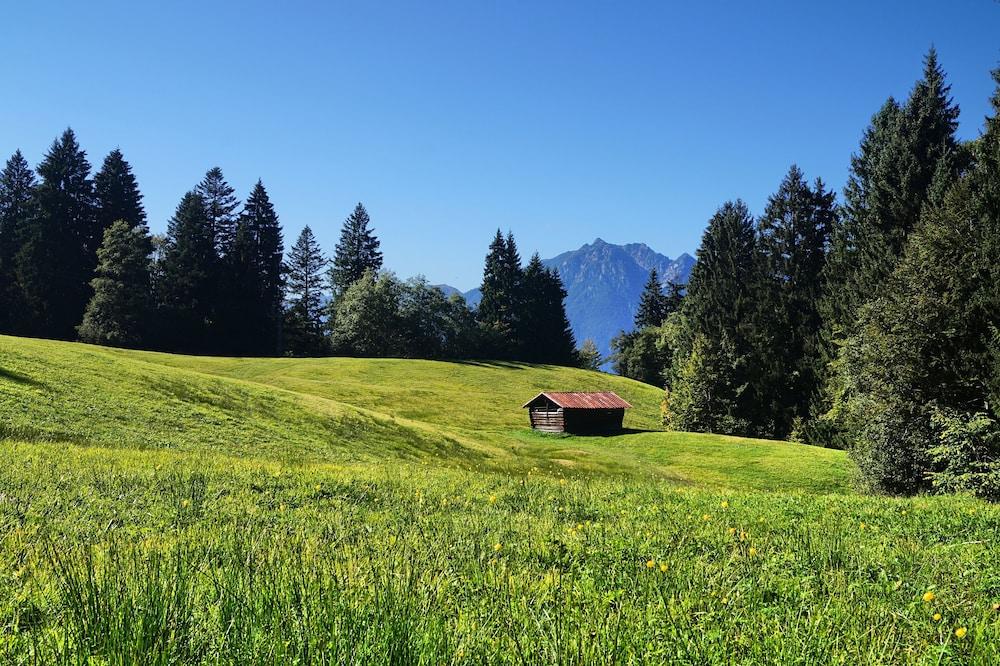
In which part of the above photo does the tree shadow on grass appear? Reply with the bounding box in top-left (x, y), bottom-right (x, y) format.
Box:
top-left (0, 366), bottom-right (46, 389)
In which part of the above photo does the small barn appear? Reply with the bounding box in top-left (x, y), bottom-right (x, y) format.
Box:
top-left (522, 391), bottom-right (632, 434)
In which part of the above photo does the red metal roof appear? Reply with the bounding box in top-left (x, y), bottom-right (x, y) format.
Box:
top-left (522, 391), bottom-right (632, 409)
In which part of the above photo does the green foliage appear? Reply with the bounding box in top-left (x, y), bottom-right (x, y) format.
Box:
top-left (15, 129), bottom-right (96, 340)
top-left (93, 148), bottom-right (146, 235)
top-left (477, 230), bottom-right (523, 356)
top-left (610, 325), bottom-right (670, 386)
top-left (0, 151), bottom-right (35, 335)
top-left (78, 220), bottom-right (154, 348)
top-left (328, 270), bottom-right (403, 357)
top-left (634, 268), bottom-right (669, 329)
top-left (283, 226), bottom-right (328, 356)
top-left (576, 338), bottom-right (602, 371)
top-left (237, 180), bottom-right (284, 355)
top-left (330, 202), bottom-right (382, 296)
top-left (519, 254), bottom-right (577, 365)
top-left (156, 192), bottom-right (218, 353)
top-left (840, 67), bottom-right (1000, 497)
top-left (668, 201), bottom-right (769, 435)
top-left (196, 167), bottom-right (240, 256)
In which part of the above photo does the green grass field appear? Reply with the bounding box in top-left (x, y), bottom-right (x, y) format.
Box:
top-left (1, 335), bottom-right (998, 664)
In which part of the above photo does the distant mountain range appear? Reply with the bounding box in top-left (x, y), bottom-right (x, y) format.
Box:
top-left (437, 239), bottom-right (695, 362)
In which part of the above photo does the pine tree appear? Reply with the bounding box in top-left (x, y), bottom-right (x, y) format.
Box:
top-left (329, 203), bottom-right (382, 296)
top-left (520, 254), bottom-right (577, 365)
top-left (283, 226), bottom-right (328, 356)
top-left (156, 192), bottom-right (217, 352)
top-left (15, 129), bottom-right (96, 339)
top-left (240, 180), bottom-right (284, 355)
top-left (635, 268), bottom-right (668, 329)
top-left (78, 220), bottom-right (153, 347)
top-left (0, 151), bottom-right (35, 334)
top-left (94, 149), bottom-right (145, 236)
top-left (196, 167), bottom-right (240, 257)
top-left (667, 200), bottom-right (767, 435)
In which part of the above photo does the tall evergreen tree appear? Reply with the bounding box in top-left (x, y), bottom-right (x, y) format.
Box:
top-left (755, 166), bottom-right (835, 437)
top-left (635, 268), bottom-right (668, 329)
top-left (283, 226), bottom-right (328, 356)
top-left (0, 151), bottom-right (35, 334)
top-left (93, 149), bottom-right (146, 236)
top-left (156, 192), bottom-right (217, 352)
top-left (520, 253), bottom-right (577, 365)
top-left (841, 67), bottom-right (1000, 498)
top-left (329, 203), bottom-right (382, 296)
top-left (224, 220), bottom-right (263, 355)
top-left (15, 129), bottom-right (95, 339)
top-left (239, 180), bottom-right (284, 355)
top-left (196, 167), bottom-right (240, 256)
top-left (666, 200), bottom-right (767, 435)
top-left (78, 220), bottom-right (153, 348)
top-left (476, 230), bottom-right (523, 358)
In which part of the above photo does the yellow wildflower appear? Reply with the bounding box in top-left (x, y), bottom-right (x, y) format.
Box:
top-left (702, 514), bottom-right (711, 521)
top-left (748, 547), bottom-right (758, 557)
top-left (646, 559), bottom-right (655, 569)
top-left (180, 499), bottom-right (191, 509)
top-left (932, 613), bottom-right (941, 622)
top-left (720, 500), bottom-right (729, 509)
top-left (494, 543), bottom-right (502, 552)
top-left (922, 591), bottom-right (936, 603)
top-left (489, 495), bottom-right (497, 504)
top-left (659, 562), bottom-right (668, 573)
top-left (955, 627), bottom-right (967, 639)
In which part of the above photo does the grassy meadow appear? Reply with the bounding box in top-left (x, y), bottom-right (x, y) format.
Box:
top-left (1, 335), bottom-right (998, 664)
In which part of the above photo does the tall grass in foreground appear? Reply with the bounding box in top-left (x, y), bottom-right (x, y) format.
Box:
top-left (0, 442), bottom-right (997, 664)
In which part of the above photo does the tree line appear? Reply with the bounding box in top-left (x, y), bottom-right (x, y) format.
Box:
top-left (611, 49), bottom-right (1000, 500)
top-left (0, 135), bottom-right (583, 366)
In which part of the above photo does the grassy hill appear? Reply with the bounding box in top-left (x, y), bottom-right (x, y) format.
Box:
top-left (1, 335), bottom-right (998, 664)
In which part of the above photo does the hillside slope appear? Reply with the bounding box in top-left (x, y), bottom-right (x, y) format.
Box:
top-left (0, 335), bottom-right (852, 491)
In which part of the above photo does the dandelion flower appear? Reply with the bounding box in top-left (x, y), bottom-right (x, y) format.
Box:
top-left (489, 495), bottom-right (497, 504)
top-left (922, 591), bottom-right (936, 603)
top-left (955, 627), bottom-right (967, 639)
top-left (646, 559), bottom-right (655, 569)
top-left (494, 543), bottom-right (503, 552)
top-left (702, 514), bottom-right (711, 521)
top-left (933, 613), bottom-right (941, 622)
top-left (859, 522), bottom-right (866, 530)
top-left (180, 499), bottom-right (191, 509)
top-left (748, 547), bottom-right (758, 557)
top-left (659, 562), bottom-right (668, 573)
top-left (992, 602), bottom-right (999, 612)
top-left (721, 501), bottom-right (729, 509)
top-left (728, 527), bottom-right (737, 536)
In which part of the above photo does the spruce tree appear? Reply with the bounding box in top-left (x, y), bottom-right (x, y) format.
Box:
top-left (156, 192), bottom-right (217, 352)
top-left (78, 220), bottom-right (153, 348)
top-left (224, 221), bottom-right (262, 355)
top-left (476, 229), bottom-right (523, 358)
top-left (94, 149), bottom-right (146, 235)
top-left (577, 338), bottom-right (602, 371)
top-left (15, 129), bottom-right (96, 339)
top-left (635, 268), bottom-right (668, 329)
top-left (283, 226), bottom-right (328, 356)
top-left (842, 67), bottom-right (1000, 498)
top-left (667, 200), bottom-right (766, 435)
top-left (520, 254), bottom-right (576, 365)
top-left (329, 203), bottom-right (382, 296)
top-left (755, 166), bottom-right (835, 437)
top-left (0, 151), bottom-right (35, 334)
top-left (196, 167), bottom-right (240, 256)
top-left (240, 180), bottom-right (284, 355)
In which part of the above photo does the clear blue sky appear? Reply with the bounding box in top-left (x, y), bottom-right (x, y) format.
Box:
top-left (3, 1), bottom-right (999, 288)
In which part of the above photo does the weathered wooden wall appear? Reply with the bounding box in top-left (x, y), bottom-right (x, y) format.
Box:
top-left (529, 407), bottom-right (565, 432)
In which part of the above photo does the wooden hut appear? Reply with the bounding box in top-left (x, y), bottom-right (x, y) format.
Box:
top-left (522, 391), bottom-right (632, 434)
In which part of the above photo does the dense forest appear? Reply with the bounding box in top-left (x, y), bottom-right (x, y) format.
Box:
top-left (611, 50), bottom-right (1000, 499)
top-left (2, 49), bottom-right (998, 499)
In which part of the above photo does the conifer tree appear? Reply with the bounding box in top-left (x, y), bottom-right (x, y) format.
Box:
top-left (15, 129), bottom-right (95, 339)
top-left (520, 253), bottom-right (576, 365)
top-left (755, 166), bottom-right (835, 437)
top-left (635, 268), bottom-right (668, 329)
top-left (78, 220), bottom-right (153, 348)
top-left (329, 203), bottom-right (382, 296)
top-left (842, 67), bottom-right (1000, 498)
top-left (283, 226), bottom-right (328, 356)
top-left (94, 149), bottom-right (146, 235)
top-left (667, 201), bottom-right (767, 435)
top-left (196, 167), bottom-right (240, 256)
top-left (577, 338), bottom-right (602, 371)
top-left (239, 180), bottom-right (284, 355)
top-left (156, 192), bottom-right (217, 352)
top-left (476, 230), bottom-right (523, 358)
top-left (0, 151), bottom-right (35, 334)
top-left (224, 220), bottom-right (262, 355)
